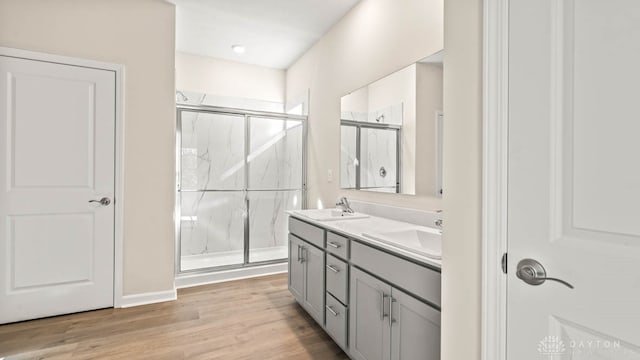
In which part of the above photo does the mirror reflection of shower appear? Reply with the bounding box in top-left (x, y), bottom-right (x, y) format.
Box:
top-left (340, 103), bottom-right (402, 193)
top-left (339, 49), bottom-right (444, 196)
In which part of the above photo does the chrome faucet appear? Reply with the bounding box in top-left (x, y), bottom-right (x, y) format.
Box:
top-left (336, 197), bottom-right (354, 213)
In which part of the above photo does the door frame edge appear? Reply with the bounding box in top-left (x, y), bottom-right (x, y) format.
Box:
top-left (481, 1), bottom-right (509, 360)
top-left (0, 46), bottom-right (126, 309)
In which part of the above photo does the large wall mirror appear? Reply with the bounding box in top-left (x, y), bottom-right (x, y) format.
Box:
top-left (340, 50), bottom-right (444, 196)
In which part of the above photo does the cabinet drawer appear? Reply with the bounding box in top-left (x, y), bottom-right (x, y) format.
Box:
top-left (351, 240), bottom-right (441, 307)
top-left (326, 254), bottom-right (348, 304)
top-left (289, 217), bottom-right (324, 248)
top-left (325, 293), bottom-right (348, 350)
top-left (326, 231), bottom-right (349, 259)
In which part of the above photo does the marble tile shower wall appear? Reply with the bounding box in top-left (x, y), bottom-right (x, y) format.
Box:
top-left (340, 125), bottom-right (357, 189)
top-left (361, 127), bottom-right (397, 192)
top-left (181, 112), bottom-right (245, 190)
top-left (249, 117), bottom-right (303, 190)
top-left (180, 110), bottom-right (303, 259)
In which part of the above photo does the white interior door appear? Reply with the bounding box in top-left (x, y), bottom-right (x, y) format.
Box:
top-left (0, 55), bottom-right (116, 324)
top-left (507, 1), bottom-right (640, 358)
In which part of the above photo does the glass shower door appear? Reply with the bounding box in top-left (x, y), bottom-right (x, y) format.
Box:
top-left (177, 108), bottom-right (306, 272)
top-left (247, 116), bottom-right (304, 263)
top-left (179, 111), bottom-right (246, 271)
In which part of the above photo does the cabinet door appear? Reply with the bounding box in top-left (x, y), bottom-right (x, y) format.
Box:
top-left (390, 288), bottom-right (440, 360)
top-left (349, 267), bottom-right (392, 360)
top-left (303, 243), bottom-right (325, 324)
top-left (288, 235), bottom-right (304, 302)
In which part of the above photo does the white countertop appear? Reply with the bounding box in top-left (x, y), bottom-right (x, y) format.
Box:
top-left (288, 209), bottom-right (442, 269)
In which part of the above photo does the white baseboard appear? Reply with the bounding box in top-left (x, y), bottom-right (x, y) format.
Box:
top-left (119, 288), bottom-right (177, 308)
top-left (175, 262), bottom-right (288, 289)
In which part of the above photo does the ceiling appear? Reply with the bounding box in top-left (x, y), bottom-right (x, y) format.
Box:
top-left (169, 0), bottom-right (361, 69)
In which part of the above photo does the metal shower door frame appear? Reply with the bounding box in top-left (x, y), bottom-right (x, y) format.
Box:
top-left (175, 104), bottom-right (308, 275)
top-left (340, 119), bottom-right (402, 193)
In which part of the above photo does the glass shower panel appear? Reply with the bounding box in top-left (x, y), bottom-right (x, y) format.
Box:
top-left (180, 191), bottom-right (245, 271)
top-left (340, 125), bottom-right (357, 189)
top-left (248, 190), bottom-right (302, 263)
top-left (360, 128), bottom-right (398, 192)
top-left (247, 116), bottom-right (304, 263)
top-left (177, 107), bottom-right (306, 273)
top-left (180, 111), bottom-right (245, 190)
top-left (248, 117), bottom-right (303, 190)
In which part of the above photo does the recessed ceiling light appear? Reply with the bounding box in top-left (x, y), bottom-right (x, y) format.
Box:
top-left (231, 45), bottom-right (246, 54)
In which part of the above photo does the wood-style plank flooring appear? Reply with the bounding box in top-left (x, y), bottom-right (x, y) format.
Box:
top-left (0, 274), bottom-right (349, 359)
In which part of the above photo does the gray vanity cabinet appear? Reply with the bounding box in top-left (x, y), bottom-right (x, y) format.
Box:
top-left (303, 242), bottom-right (325, 324)
top-left (349, 267), bottom-right (392, 360)
top-left (288, 233), bottom-right (325, 325)
top-left (289, 215), bottom-right (441, 360)
top-left (288, 235), bottom-right (305, 300)
top-left (390, 288), bottom-right (441, 360)
top-left (350, 265), bottom-right (441, 360)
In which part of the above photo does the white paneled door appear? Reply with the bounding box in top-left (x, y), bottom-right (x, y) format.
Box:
top-left (0, 55), bottom-right (115, 324)
top-left (507, 0), bottom-right (640, 358)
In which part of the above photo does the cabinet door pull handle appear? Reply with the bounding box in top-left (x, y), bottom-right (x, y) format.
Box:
top-left (380, 292), bottom-right (389, 320)
top-left (326, 305), bottom-right (339, 317)
top-left (296, 245), bottom-right (301, 262)
top-left (327, 242), bottom-right (341, 249)
top-left (389, 297), bottom-right (397, 326)
top-left (326, 264), bottom-right (340, 273)
top-left (300, 246), bottom-right (306, 263)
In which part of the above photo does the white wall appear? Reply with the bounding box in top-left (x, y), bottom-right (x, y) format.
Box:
top-left (0, 0), bottom-right (176, 296)
top-left (416, 62), bottom-right (443, 197)
top-left (286, 0), bottom-right (444, 210)
top-left (287, 1), bottom-right (481, 360)
top-left (176, 52), bottom-right (286, 103)
top-left (341, 87), bottom-right (369, 114)
top-left (441, 0), bottom-right (483, 358)
top-left (367, 64), bottom-right (417, 194)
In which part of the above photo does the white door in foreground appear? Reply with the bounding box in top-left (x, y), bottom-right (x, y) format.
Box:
top-left (507, 0), bottom-right (640, 358)
top-left (0, 55), bottom-right (115, 324)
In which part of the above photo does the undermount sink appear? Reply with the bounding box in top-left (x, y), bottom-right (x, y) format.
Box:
top-left (362, 229), bottom-right (442, 259)
top-left (293, 209), bottom-right (370, 221)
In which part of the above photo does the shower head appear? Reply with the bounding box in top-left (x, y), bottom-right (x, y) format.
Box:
top-left (176, 91), bottom-right (189, 102)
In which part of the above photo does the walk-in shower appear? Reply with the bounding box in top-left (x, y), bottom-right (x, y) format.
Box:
top-left (176, 104), bottom-right (306, 273)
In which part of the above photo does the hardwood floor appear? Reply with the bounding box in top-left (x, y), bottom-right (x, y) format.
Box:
top-left (0, 274), bottom-right (349, 360)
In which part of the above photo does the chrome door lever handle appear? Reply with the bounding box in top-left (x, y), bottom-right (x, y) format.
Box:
top-left (89, 197), bottom-right (111, 206)
top-left (516, 258), bottom-right (574, 289)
